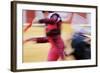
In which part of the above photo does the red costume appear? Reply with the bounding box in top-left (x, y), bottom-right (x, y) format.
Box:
top-left (39, 13), bottom-right (65, 61)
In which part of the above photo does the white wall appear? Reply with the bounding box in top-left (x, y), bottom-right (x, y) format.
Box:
top-left (15, 0), bottom-right (98, 5)
top-left (0, 0), bottom-right (99, 73)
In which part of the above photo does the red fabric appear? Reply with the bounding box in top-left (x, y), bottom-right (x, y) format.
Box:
top-left (47, 35), bottom-right (64, 61)
top-left (26, 10), bottom-right (35, 23)
top-left (39, 18), bottom-right (64, 61)
top-left (77, 13), bottom-right (87, 18)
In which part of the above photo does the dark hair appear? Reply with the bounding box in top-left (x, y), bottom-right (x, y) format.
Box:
top-left (50, 13), bottom-right (62, 22)
top-left (50, 13), bottom-right (60, 18)
top-left (42, 11), bottom-right (54, 13)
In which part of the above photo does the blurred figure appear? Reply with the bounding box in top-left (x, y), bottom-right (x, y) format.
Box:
top-left (39, 13), bottom-right (65, 61)
top-left (71, 28), bottom-right (91, 60)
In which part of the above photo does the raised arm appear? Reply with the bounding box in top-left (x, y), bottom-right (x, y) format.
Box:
top-left (24, 23), bottom-right (32, 32)
top-left (39, 18), bottom-right (56, 24)
top-left (24, 37), bottom-right (48, 43)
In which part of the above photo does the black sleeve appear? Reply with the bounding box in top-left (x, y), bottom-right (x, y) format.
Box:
top-left (36, 37), bottom-right (49, 43)
top-left (39, 19), bottom-right (56, 24)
